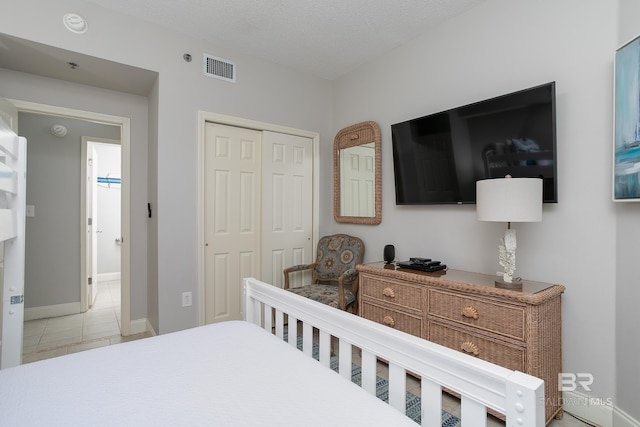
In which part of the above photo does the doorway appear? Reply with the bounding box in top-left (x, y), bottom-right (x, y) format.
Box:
top-left (82, 138), bottom-right (122, 311)
top-left (13, 99), bottom-right (132, 337)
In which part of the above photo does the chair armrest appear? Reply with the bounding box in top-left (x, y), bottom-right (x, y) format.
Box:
top-left (342, 268), bottom-right (358, 282)
top-left (336, 268), bottom-right (359, 310)
top-left (283, 263), bottom-right (317, 289)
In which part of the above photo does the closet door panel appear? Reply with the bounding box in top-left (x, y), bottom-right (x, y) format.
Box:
top-left (204, 123), bottom-right (262, 324)
top-left (261, 131), bottom-right (313, 288)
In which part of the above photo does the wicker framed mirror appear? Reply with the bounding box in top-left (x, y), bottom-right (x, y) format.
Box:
top-left (333, 121), bottom-right (381, 224)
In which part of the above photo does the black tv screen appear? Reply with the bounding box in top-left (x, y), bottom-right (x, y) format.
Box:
top-left (391, 82), bottom-right (557, 204)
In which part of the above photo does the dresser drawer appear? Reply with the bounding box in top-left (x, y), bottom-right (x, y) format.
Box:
top-left (361, 302), bottom-right (422, 336)
top-left (428, 290), bottom-right (525, 341)
top-left (360, 274), bottom-right (422, 311)
top-left (428, 322), bottom-right (525, 371)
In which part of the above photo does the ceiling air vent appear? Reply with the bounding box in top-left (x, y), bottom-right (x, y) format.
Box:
top-left (203, 54), bottom-right (236, 83)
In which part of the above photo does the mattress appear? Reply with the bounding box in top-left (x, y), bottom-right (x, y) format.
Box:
top-left (0, 321), bottom-right (416, 426)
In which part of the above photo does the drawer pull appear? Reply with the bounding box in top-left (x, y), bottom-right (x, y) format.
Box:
top-left (461, 306), bottom-right (479, 319)
top-left (382, 315), bottom-right (395, 327)
top-left (461, 341), bottom-right (480, 356)
top-left (382, 287), bottom-right (396, 298)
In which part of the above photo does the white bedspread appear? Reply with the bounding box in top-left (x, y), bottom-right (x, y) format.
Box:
top-left (0, 321), bottom-right (416, 426)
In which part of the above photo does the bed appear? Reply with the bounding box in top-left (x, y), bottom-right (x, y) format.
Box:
top-left (0, 119), bottom-right (544, 426)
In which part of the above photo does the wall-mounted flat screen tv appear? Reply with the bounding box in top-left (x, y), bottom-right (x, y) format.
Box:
top-left (391, 82), bottom-right (557, 204)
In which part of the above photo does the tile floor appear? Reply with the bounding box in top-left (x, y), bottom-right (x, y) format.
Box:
top-left (22, 280), bottom-right (152, 364)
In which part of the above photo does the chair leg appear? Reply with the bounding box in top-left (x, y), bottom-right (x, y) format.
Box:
top-left (350, 299), bottom-right (359, 316)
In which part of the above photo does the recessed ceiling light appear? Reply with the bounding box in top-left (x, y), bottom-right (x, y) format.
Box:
top-left (63, 13), bottom-right (88, 34)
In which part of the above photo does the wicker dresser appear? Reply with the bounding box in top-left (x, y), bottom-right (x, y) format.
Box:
top-left (357, 262), bottom-right (565, 424)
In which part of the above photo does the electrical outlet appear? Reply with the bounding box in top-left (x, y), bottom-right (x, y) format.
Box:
top-left (181, 291), bottom-right (192, 307)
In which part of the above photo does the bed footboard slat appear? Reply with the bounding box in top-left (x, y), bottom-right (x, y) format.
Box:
top-left (275, 309), bottom-right (285, 339)
top-left (302, 321), bottom-right (313, 357)
top-left (388, 362), bottom-right (407, 413)
top-left (338, 340), bottom-right (352, 381)
top-left (246, 298), bottom-right (260, 326)
top-left (421, 378), bottom-right (443, 427)
top-left (287, 315), bottom-right (298, 347)
top-left (264, 304), bottom-right (273, 331)
top-left (361, 350), bottom-right (377, 396)
top-left (318, 330), bottom-right (331, 367)
top-left (461, 397), bottom-right (488, 426)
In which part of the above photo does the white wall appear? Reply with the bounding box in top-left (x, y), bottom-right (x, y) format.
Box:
top-left (0, 0), bottom-right (333, 333)
top-left (330, 0), bottom-right (619, 414)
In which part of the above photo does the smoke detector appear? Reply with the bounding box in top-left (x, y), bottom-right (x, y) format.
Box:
top-left (63, 13), bottom-right (88, 34)
top-left (51, 124), bottom-right (68, 137)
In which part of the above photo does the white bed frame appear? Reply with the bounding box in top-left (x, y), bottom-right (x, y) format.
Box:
top-left (0, 117), bottom-right (27, 369)
top-left (244, 277), bottom-right (545, 427)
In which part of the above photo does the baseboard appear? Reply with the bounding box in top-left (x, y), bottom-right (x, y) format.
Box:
top-left (127, 318), bottom-right (156, 337)
top-left (145, 319), bottom-right (157, 336)
top-left (97, 272), bottom-right (121, 282)
top-left (24, 302), bottom-right (81, 320)
top-left (562, 390), bottom-right (614, 426)
top-left (614, 406), bottom-right (640, 427)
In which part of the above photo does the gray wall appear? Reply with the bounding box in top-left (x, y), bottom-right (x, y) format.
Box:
top-left (0, 69), bottom-right (151, 322)
top-left (329, 0), bottom-right (622, 418)
top-left (20, 113), bottom-right (119, 308)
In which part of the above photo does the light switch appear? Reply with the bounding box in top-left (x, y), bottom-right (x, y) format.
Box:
top-left (182, 292), bottom-right (192, 307)
top-left (26, 205), bottom-right (35, 217)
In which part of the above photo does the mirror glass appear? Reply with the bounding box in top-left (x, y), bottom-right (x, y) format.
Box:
top-left (334, 122), bottom-right (381, 224)
top-left (339, 143), bottom-right (375, 216)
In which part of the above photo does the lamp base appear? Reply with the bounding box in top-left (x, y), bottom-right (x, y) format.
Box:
top-left (494, 277), bottom-right (523, 290)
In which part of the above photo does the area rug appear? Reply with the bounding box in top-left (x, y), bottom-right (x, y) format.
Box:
top-left (284, 330), bottom-right (461, 426)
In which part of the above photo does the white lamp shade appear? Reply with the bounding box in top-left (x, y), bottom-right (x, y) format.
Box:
top-left (476, 177), bottom-right (542, 222)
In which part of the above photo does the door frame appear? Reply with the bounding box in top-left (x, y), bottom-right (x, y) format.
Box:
top-left (11, 99), bottom-right (132, 336)
top-left (196, 111), bottom-right (320, 326)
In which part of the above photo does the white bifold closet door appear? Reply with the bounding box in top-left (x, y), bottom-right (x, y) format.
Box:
top-left (204, 124), bottom-right (313, 324)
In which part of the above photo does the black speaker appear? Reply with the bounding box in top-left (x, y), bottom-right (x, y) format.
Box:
top-left (383, 244), bottom-right (395, 264)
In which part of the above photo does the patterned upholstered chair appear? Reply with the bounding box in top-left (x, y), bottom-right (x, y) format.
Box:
top-left (283, 234), bottom-right (365, 313)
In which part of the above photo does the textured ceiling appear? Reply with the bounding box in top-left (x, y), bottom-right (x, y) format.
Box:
top-left (84, 0), bottom-right (485, 80)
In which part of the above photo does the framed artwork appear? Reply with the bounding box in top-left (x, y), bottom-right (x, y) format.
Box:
top-left (614, 35), bottom-right (640, 201)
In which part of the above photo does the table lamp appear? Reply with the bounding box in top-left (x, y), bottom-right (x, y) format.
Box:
top-left (476, 176), bottom-right (542, 289)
